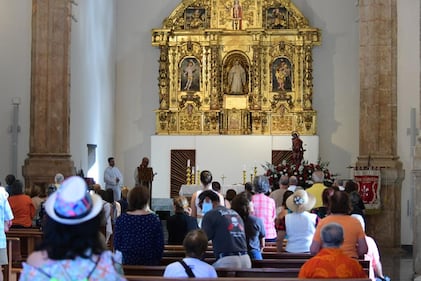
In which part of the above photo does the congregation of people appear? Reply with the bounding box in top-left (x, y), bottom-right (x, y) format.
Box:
top-left (0, 156), bottom-right (390, 281)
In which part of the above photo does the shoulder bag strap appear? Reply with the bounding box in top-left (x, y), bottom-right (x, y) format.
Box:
top-left (178, 259), bottom-right (195, 278)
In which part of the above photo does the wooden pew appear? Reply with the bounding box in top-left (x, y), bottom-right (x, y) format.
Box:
top-left (125, 276), bottom-right (371, 281)
top-left (6, 228), bottom-right (43, 259)
top-left (122, 265), bottom-right (300, 278)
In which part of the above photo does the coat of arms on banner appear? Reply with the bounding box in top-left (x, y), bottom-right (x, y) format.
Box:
top-left (354, 168), bottom-right (381, 210)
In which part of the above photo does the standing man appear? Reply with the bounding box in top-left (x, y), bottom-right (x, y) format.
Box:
top-left (199, 190), bottom-right (251, 269)
top-left (135, 157), bottom-right (154, 205)
top-left (104, 157), bottom-right (123, 201)
top-left (135, 157), bottom-right (154, 188)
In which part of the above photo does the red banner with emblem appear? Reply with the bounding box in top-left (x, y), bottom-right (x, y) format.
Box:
top-left (353, 168), bottom-right (381, 210)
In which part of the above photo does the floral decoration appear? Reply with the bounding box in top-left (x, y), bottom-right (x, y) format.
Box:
top-left (262, 159), bottom-right (336, 188)
top-left (293, 196), bottom-right (304, 205)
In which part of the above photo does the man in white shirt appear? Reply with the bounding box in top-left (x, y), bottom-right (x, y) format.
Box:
top-left (104, 157), bottom-right (123, 201)
top-left (164, 229), bottom-right (217, 278)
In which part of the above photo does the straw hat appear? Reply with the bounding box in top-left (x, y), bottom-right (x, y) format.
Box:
top-left (45, 176), bottom-right (102, 225)
top-left (286, 189), bottom-right (316, 213)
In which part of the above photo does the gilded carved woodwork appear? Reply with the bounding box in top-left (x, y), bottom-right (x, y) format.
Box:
top-left (152, 0), bottom-right (321, 135)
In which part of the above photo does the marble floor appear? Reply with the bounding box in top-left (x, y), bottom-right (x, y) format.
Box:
top-left (380, 247), bottom-right (414, 281)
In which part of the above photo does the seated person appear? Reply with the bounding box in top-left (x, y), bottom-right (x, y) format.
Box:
top-left (8, 180), bottom-right (35, 228)
top-left (352, 214), bottom-right (390, 281)
top-left (167, 196), bottom-right (199, 245)
top-left (114, 186), bottom-right (164, 265)
top-left (164, 229), bottom-right (217, 278)
top-left (199, 190), bottom-right (251, 268)
top-left (277, 189), bottom-right (318, 253)
top-left (299, 223), bottom-right (367, 278)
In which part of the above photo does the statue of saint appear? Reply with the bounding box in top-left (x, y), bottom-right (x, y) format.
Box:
top-left (291, 132), bottom-right (304, 167)
top-left (228, 60), bottom-right (246, 94)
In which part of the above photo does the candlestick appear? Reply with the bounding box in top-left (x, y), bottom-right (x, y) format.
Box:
top-left (186, 166), bottom-right (191, 185)
top-left (191, 166), bottom-right (195, 184)
top-left (242, 170), bottom-right (247, 184)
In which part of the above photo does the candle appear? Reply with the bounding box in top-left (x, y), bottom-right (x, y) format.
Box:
top-left (192, 166), bottom-right (195, 174)
top-left (243, 164), bottom-right (246, 171)
top-left (187, 159), bottom-right (190, 167)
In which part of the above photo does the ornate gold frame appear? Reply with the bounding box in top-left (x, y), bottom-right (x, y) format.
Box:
top-left (152, 0), bottom-right (321, 135)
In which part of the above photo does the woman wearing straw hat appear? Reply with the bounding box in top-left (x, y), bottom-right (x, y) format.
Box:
top-left (277, 189), bottom-right (319, 253)
top-left (19, 176), bottom-right (126, 280)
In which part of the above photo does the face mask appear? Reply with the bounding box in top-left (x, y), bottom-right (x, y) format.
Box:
top-left (202, 201), bottom-right (213, 214)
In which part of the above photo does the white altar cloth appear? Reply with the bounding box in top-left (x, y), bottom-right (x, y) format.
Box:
top-left (179, 184), bottom-right (245, 197)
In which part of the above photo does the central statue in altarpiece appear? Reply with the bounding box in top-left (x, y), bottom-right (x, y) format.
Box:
top-left (152, 0), bottom-right (320, 136)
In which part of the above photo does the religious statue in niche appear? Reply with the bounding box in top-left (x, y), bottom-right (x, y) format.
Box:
top-left (228, 60), bottom-right (247, 94)
top-left (232, 0), bottom-right (242, 30)
top-left (267, 7), bottom-right (288, 29)
top-left (272, 57), bottom-right (292, 92)
top-left (180, 58), bottom-right (200, 92)
top-left (185, 8), bottom-right (206, 29)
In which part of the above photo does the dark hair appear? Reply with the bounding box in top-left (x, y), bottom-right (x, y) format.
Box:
top-left (107, 157), bottom-right (114, 163)
top-left (321, 223), bottom-right (344, 248)
top-left (36, 212), bottom-right (106, 259)
top-left (47, 185), bottom-right (57, 196)
top-left (253, 175), bottom-right (270, 194)
top-left (200, 170), bottom-right (212, 186)
top-left (5, 174), bottom-right (16, 186)
top-left (225, 189), bottom-right (237, 202)
top-left (322, 187), bottom-right (335, 206)
top-left (345, 180), bottom-right (358, 193)
top-left (183, 229), bottom-right (208, 258)
top-left (127, 186), bottom-right (149, 211)
top-left (198, 190), bottom-right (220, 204)
top-left (104, 188), bottom-right (115, 203)
top-left (10, 180), bottom-right (23, 196)
top-left (211, 181), bottom-right (221, 192)
top-left (329, 191), bottom-right (351, 214)
top-left (230, 192), bottom-right (251, 221)
top-left (244, 182), bottom-right (254, 194)
top-left (30, 183), bottom-right (47, 198)
top-left (282, 190), bottom-right (294, 207)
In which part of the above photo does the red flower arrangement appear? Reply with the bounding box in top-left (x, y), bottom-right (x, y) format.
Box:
top-left (262, 159), bottom-right (336, 188)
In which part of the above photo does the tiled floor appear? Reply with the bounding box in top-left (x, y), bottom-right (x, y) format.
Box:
top-left (381, 247), bottom-right (414, 281)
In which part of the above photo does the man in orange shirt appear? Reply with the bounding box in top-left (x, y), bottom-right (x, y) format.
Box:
top-left (299, 223), bottom-right (367, 278)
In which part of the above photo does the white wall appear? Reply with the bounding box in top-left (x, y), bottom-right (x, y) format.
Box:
top-left (0, 0), bottom-right (31, 181)
top-left (115, 0), bottom-right (180, 187)
top-left (70, 0), bottom-right (117, 185)
top-left (397, 0), bottom-right (420, 245)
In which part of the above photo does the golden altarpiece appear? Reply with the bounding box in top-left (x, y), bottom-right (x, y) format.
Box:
top-left (152, 0), bottom-right (320, 135)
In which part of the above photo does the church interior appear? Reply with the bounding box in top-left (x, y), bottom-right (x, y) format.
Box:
top-left (0, 0), bottom-right (420, 280)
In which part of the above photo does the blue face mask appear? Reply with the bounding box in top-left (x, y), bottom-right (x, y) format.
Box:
top-left (202, 201), bottom-right (213, 214)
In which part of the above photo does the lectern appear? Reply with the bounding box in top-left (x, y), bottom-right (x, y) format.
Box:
top-left (138, 166), bottom-right (154, 206)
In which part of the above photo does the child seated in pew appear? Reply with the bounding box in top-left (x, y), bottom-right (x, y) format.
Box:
top-left (164, 229), bottom-right (217, 278)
